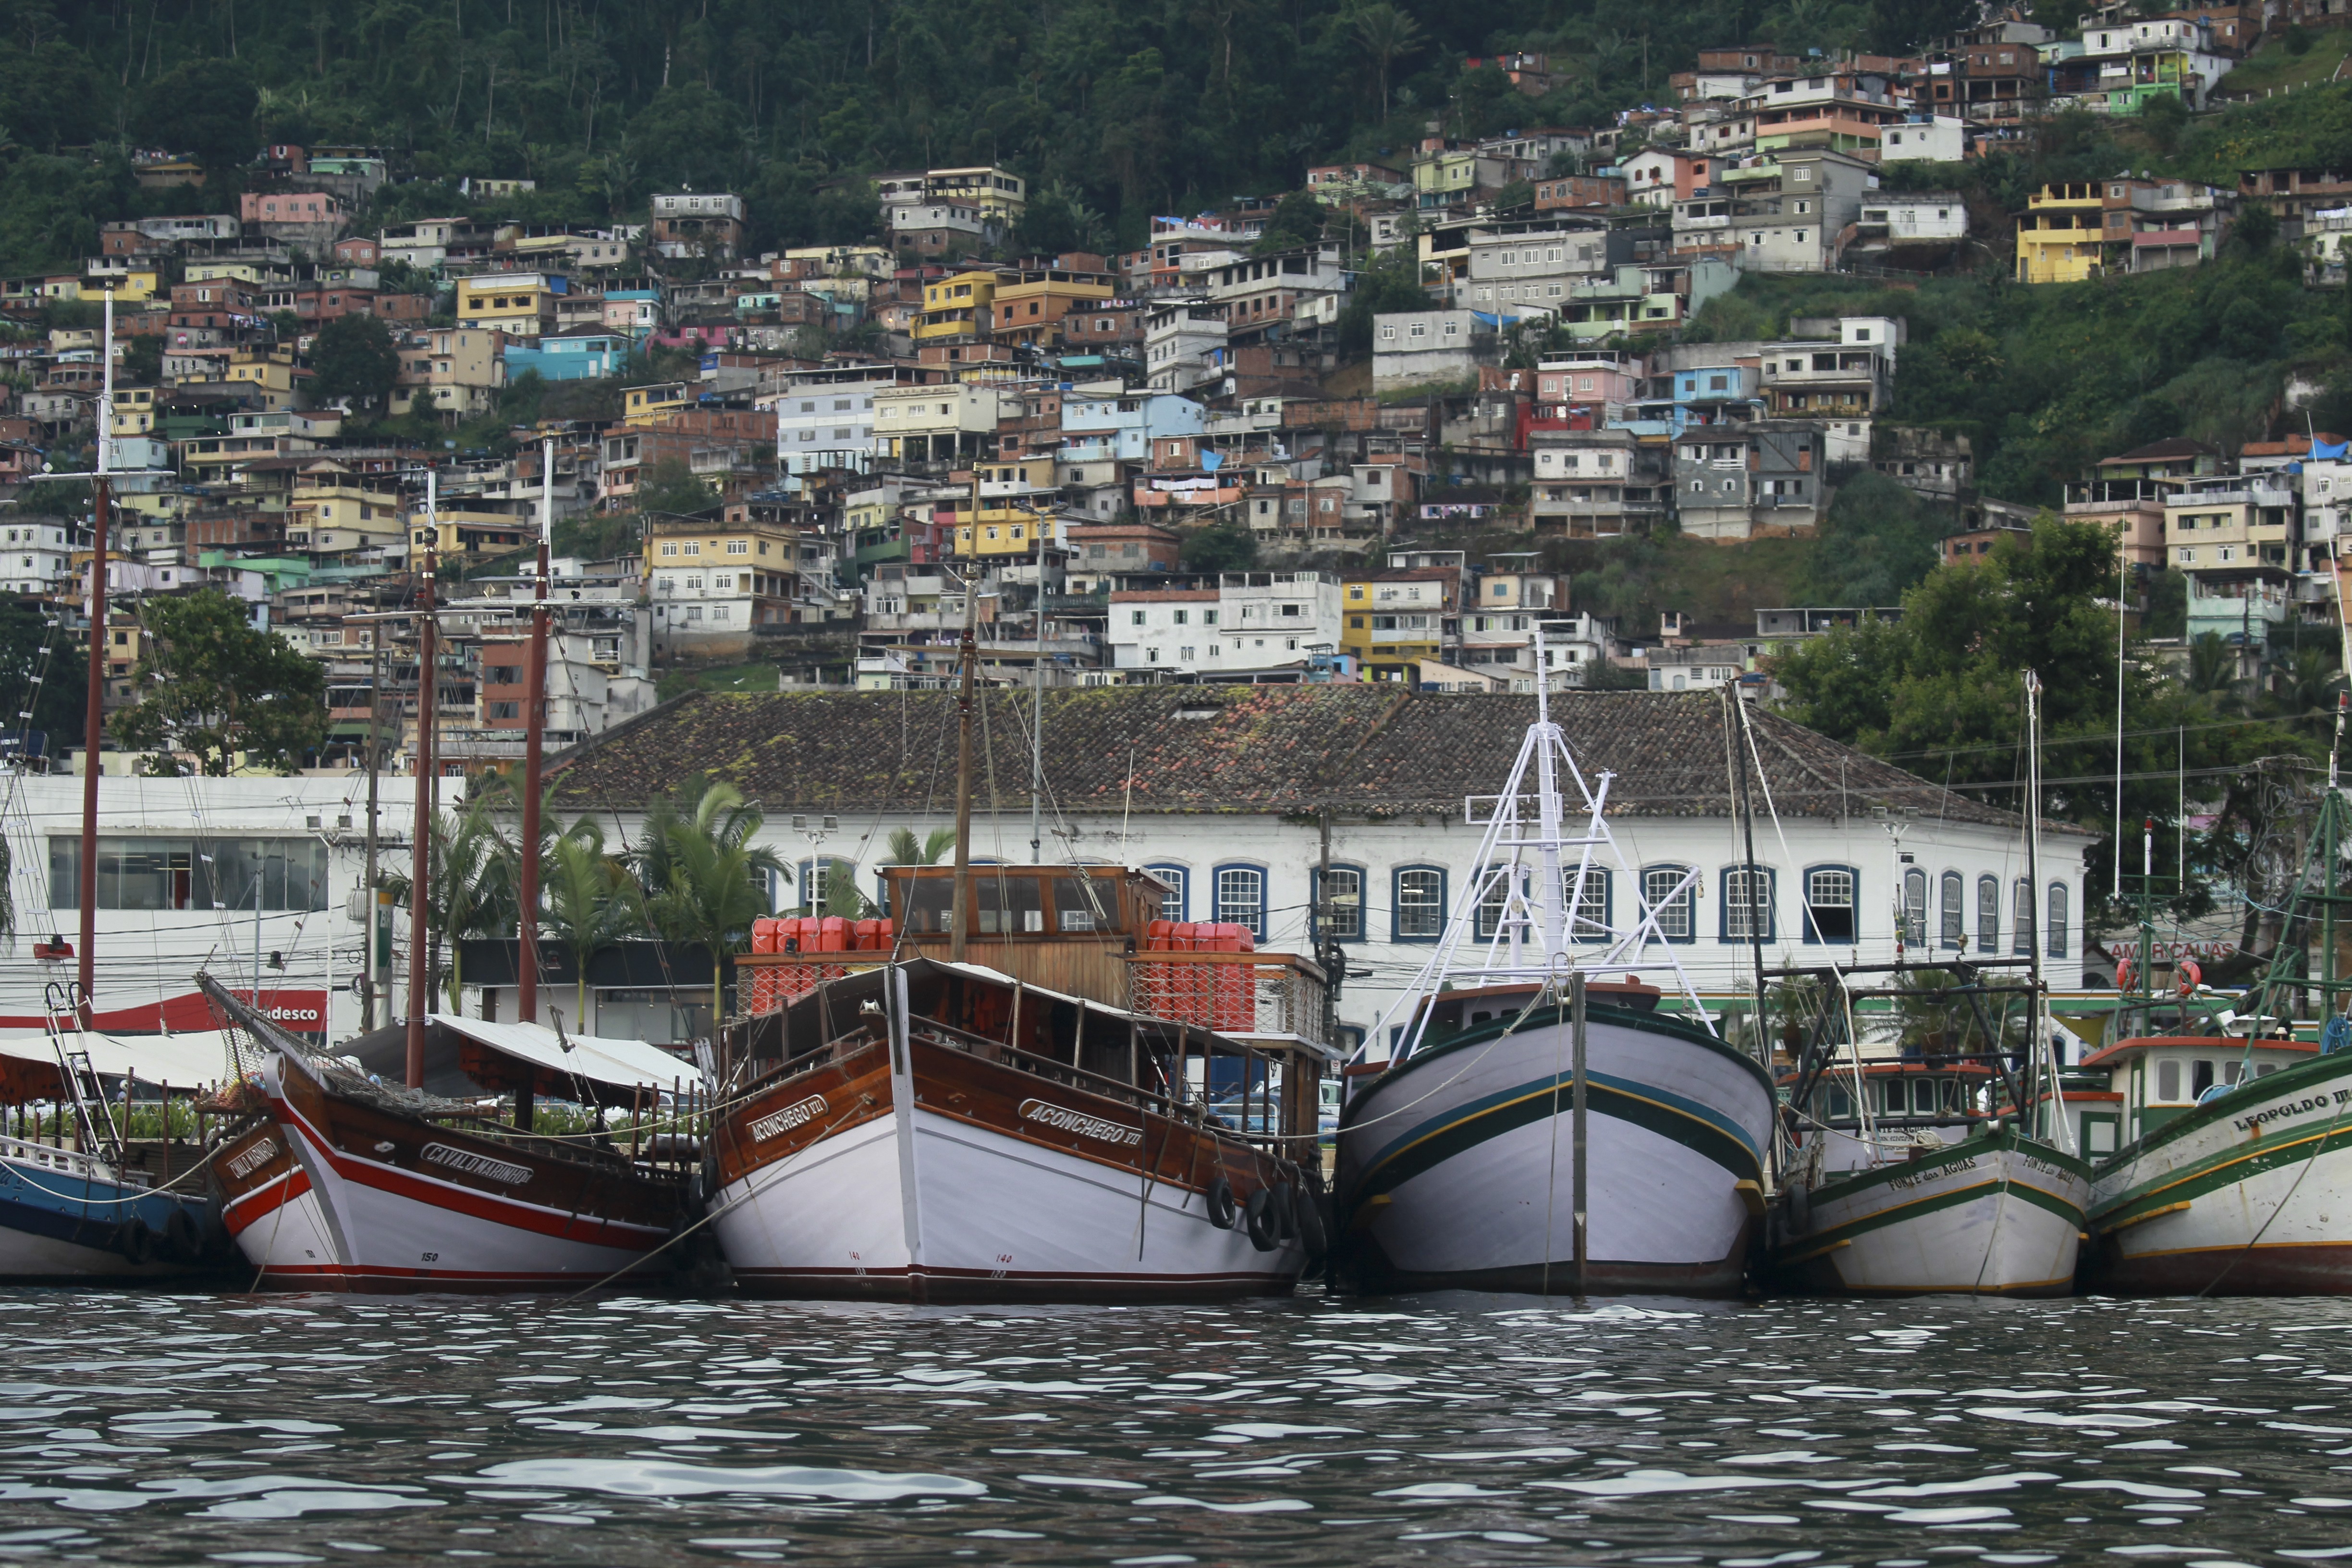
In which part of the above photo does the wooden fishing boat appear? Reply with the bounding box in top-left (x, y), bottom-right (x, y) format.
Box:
top-left (710, 866), bottom-right (1334, 1304)
top-left (201, 974), bottom-right (703, 1292)
top-left (1334, 667), bottom-right (1778, 1298)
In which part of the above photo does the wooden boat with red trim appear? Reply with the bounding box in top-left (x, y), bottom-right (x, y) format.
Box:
top-left (710, 866), bottom-right (1335, 1303)
top-left (201, 975), bottom-right (703, 1293)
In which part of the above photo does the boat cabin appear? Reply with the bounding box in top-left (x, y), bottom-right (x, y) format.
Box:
top-left (2064, 1034), bottom-right (2312, 1152)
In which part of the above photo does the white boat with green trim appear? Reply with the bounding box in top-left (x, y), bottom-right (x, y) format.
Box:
top-left (1334, 659), bottom-right (1778, 1297)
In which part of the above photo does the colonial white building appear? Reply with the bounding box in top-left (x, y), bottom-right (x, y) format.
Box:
top-left (549, 686), bottom-right (2095, 1049)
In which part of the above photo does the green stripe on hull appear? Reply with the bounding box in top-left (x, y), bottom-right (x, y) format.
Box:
top-left (2095, 1048), bottom-right (2352, 1188)
top-left (1352, 1077), bottom-right (1762, 1214)
top-left (1807, 1130), bottom-right (2091, 1207)
top-left (2095, 1119), bottom-right (2352, 1227)
top-left (1790, 1175), bottom-right (2086, 1259)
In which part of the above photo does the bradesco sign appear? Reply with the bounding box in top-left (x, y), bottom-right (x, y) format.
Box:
top-left (0, 989), bottom-right (331, 1036)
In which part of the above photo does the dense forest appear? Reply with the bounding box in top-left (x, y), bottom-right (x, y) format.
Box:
top-left (0, 0), bottom-right (1986, 271)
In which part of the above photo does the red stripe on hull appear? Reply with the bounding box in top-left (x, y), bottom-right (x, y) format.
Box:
top-left (222, 1168), bottom-right (311, 1236)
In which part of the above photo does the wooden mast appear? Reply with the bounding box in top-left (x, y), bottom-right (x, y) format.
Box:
top-left (517, 437), bottom-right (552, 1023)
top-left (948, 561), bottom-right (978, 965)
top-left (405, 473), bottom-right (439, 1090)
top-left (76, 289), bottom-right (114, 1021)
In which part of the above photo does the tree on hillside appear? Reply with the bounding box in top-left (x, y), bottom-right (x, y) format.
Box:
top-left (1252, 190), bottom-right (1325, 255)
top-left (1180, 522), bottom-right (1257, 572)
top-left (309, 312), bottom-right (400, 411)
top-left (1349, 4), bottom-right (1425, 121)
top-left (0, 595), bottom-right (86, 762)
top-left (131, 59), bottom-right (259, 171)
top-left (636, 457), bottom-right (721, 516)
top-left (1337, 246), bottom-right (1428, 357)
top-left (109, 589), bottom-right (325, 776)
top-left (1794, 473), bottom-right (1945, 607)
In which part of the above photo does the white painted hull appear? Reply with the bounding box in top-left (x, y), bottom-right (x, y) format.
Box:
top-left (1337, 1009), bottom-right (1776, 1295)
top-left (2090, 1051), bottom-right (2352, 1295)
top-left (1782, 1134), bottom-right (2090, 1297)
top-left (256, 1055), bottom-right (675, 1292)
top-left (711, 1104), bottom-right (1305, 1301)
top-left (220, 1156), bottom-right (340, 1279)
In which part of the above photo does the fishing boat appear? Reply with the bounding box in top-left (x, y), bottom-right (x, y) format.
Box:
top-left (709, 869), bottom-right (1331, 1303)
top-left (0, 993), bottom-right (221, 1281)
top-left (1772, 974), bottom-right (2092, 1298)
top-left (1333, 666), bottom-right (1778, 1297)
top-left (2071, 774), bottom-right (2352, 1295)
top-left (201, 973), bottom-right (705, 1292)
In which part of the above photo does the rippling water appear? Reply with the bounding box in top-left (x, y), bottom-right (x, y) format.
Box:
top-left (4, 1289), bottom-right (2352, 1565)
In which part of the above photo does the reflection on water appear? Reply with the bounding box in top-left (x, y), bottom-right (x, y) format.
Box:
top-left (1, 1289), bottom-right (2351, 1564)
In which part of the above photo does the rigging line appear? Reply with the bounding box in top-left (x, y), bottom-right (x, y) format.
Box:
top-left (1872, 714), bottom-right (2287, 768)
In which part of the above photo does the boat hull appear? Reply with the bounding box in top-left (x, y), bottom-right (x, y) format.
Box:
top-left (1336, 1005), bottom-right (1777, 1297)
top-left (2089, 1048), bottom-right (2352, 1295)
top-left (710, 1029), bottom-right (1308, 1304)
top-left (210, 1115), bottom-right (340, 1280)
top-left (1779, 1130), bottom-right (2091, 1297)
top-left (244, 1052), bottom-right (689, 1293)
top-left (0, 1140), bottom-right (218, 1283)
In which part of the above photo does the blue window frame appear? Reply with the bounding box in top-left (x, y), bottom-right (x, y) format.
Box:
top-left (1212, 862), bottom-right (1267, 940)
top-left (1719, 865), bottom-right (1774, 943)
top-left (1393, 864), bottom-right (1447, 942)
top-left (1311, 864), bottom-right (1364, 941)
top-left (1640, 863), bottom-right (1696, 943)
top-left (1976, 874), bottom-right (2000, 953)
top-left (2012, 878), bottom-right (2034, 956)
top-left (1565, 863), bottom-right (1611, 942)
top-left (1145, 863), bottom-right (1188, 922)
top-left (2046, 882), bottom-right (2069, 959)
top-left (1940, 870), bottom-right (1965, 950)
top-left (1802, 864), bottom-right (1858, 944)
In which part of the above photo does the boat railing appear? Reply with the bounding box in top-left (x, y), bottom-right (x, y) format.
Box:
top-left (1125, 951), bottom-right (1330, 1051)
top-left (911, 1015), bottom-right (1187, 1125)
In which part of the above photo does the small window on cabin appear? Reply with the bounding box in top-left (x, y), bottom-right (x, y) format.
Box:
top-left (1825, 1085), bottom-right (1851, 1119)
top-left (2192, 1059), bottom-right (2215, 1099)
top-left (2157, 1058), bottom-right (2181, 1101)
top-left (2086, 1118), bottom-right (2118, 1155)
top-left (2222, 1059), bottom-right (2243, 1086)
top-left (2257, 1062), bottom-right (2278, 1077)
top-left (1051, 877), bottom-right (1107, 933)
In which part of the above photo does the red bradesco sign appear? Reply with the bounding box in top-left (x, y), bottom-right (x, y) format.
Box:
top-left (0, 989), bottom-right (330, 1038)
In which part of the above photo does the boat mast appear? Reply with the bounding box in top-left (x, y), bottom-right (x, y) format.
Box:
top-left (947, 566), bottom-right (978, 965)
top-left (517, 437), bottom-right (552, 1023)
top-left (406, 474), bottom-right (439, 1089)
top-left (1531, 625), bottom-right (1565, 963)
top-left (76, 289), bottom-right (114, 1022)
top-left (1029, 529), bottom-right (1044, 862)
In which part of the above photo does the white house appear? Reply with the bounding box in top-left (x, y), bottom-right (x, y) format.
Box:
top-left (0, 516), bottom-right (74, 595)
top-left (1108, 571), bottom-right (1346, 674)
top-left (548, 687), bottom-right (2095, 1048)
top-left (1879, 117), bottom-right (1967, 164)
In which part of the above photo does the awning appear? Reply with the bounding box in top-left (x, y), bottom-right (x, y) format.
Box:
top-left (0, 1029), bottom-right (234, 1087)
top-left (340, 1016), bottom-right (705, 1102)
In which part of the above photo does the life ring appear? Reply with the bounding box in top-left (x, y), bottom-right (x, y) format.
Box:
top-left (161, 1206), bottom-right (202, 1265)
top-left (1204, 1175), bottom-right (1237, 1230)
top-left (2178, 959), bottom-right (2202, 996)
top-left (1244, 1187), bottom-right (1280, 1251)
top-left (117, 1217), bottom-right (154, 1267)
top-left (2114, 960), bottom-right (2134, 994)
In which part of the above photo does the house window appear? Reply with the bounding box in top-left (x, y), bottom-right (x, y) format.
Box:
top-left (1977, 874), bottom-right (2000, 953)
top-left (1474, 864), bottom-right (1521, 941)
top-left (1721, 866), bottom-right (1774, 942)
top-left (2047, 882), bottom-right (2069, 959)
top-left (1803, 865), bottom-right (1856, 943)
top-left (1146, 864), bottom-right (1188, 921)
top-left (1903, 867), bottom-right (1928, 947)
top-left (1394, 866), bottom-right (1446, 941)
top-left (1566, 864), bottom-right (1610, 941)
top-left (1314, 865), bottom-right (1364, 941)
top-left (1642, 864), bottom-right (1695, 943)
top-left (1940, 870), bottom-right (1964, 950)
top-left (1214, 864), bottom-right (1266, 940)
top-left (2012, 879), bottom-right (2035, 956)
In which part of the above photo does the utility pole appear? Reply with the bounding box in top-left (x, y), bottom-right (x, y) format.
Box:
top-left (948, 568), bottom-right (978, 965)
top-left (405, 474), bottom-right (440, 1089)
top-left (75, 291), bottom-right (115, 1021)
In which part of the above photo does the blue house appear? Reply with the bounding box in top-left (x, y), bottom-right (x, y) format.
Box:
top-left (504, 329), bottom-right (630, 382)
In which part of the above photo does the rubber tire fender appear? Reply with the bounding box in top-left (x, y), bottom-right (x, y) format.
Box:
top-left (1294, 1192), bottom-right (1328, 1258)
top-left (1244, 1186), bottom-right (1280, 1252)
top-left (117, 1216), bottom-right (154, 1267)
top-left (1204, 1174), bottom-right (1237, 1230)
top-left (1268, 1181), bottom-right (1297, 1243)
top-left (161, 1205), bottom-right (202, 1265)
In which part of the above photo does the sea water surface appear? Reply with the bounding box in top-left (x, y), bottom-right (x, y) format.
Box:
top-left (1, 1289), bottom-right (2351, 1566)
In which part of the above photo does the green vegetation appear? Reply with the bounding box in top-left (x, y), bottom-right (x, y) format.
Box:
top-left (2213, 28), bottom-right (2352, 94)
top-left (655, 662), bottom-right (782, 704)
top-left (108, 588), bottom-right (326, 775)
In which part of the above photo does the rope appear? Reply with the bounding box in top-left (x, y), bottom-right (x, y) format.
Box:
top-left (2, 1134), bottom-right (226, 1207)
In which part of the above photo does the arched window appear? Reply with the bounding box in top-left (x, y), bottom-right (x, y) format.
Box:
top-left (2047, 882), bottom-right (2069, 959)
top-left (1720, 865), bottom-right (1775, 942)
top-left (1566, 863), bottom-right (1611, 942)
top-left (1802, 864), bottom-right (1857, 943)
top-left (1475, 863), bottom-right (1521, 941)
top-left (2012, 878), bottom-right (2034, 956)
top-left (1940, 870), bottom-right (1965, 949)
top-left (1902, 866), bottom-right (1927, 948)
top-left (1977, 874), bottom-right (1999, 953)
top-left (1213, 863), bottom-right (1266, 940)
top-left (1145, 864), bottom-right (1188, 922)
top-left (1311, 865), bottom-right (1362, 941)
top-left (1642, 863), bottom-right (1697, 943)
top-left (1393, 865), bottom-right (1447, 942)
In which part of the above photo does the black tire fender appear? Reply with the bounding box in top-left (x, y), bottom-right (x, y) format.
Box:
top-left (1244, 1187), bottom-right (1279, 1251)
top-left (1269, 1181), bottom-right (1297, 1243)
top-left (117, 1216), bottom-right (154, 1267)
top-left (1295, 1193), bottom-right (1328, 1258)
top-left (162, 1205), bottom-right (202, 1264)
top-left (1204, 1175), bottom-right (1237, 1229)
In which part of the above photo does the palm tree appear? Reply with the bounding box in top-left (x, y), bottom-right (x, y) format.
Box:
top-left (1349, 3), bottom-right (1425, 121)
top-left (424, 802), bottom-right (515, 1014)
top-left (636, 778), bottom-right (789, 1026)
top-left (2273, 642), bottom-right (2343, 734)
top-left (2186, 631), bottom-right (2242, 710)
top-left (882, 826), bottom-right (958, 867)
top-left (540, 816), bottom-right (646, 1029)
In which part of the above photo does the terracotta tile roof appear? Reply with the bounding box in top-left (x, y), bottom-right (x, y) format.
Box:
top-left (548, 687), bottom-right (2054, 833)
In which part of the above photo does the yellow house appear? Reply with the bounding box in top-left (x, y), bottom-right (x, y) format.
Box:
top-left (1338, 570), bottom-right (1450, 676)
top-left (948, 499), bottom-right (1056, 557)
top-left (2016, 183), bottom-right (2107, 283)
top-left (925, 167), bottom-right (1028, 223)
top-left (987, 268), bottom-right (1116, 346)
top-left (225, 350), bottom-right (305, 411)
top-left (109, 386), bottom-right (159, 439)
top-left (292, 470), bottom-right (405, 556)
top-left (915, 268), bottom-right (1014, 343)
top-left (410, 504), bottom-right (531, 564)
top-left (455, 273), bottom-right (561, 338)
top-left (622, 381), bottom-right (697, 427)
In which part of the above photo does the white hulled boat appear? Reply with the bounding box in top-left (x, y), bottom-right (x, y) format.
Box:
top-left (1333, 667), bottom-right (1777, 1296)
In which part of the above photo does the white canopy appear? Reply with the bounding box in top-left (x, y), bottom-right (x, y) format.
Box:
top-left (341, 1015), bottom-right (705, 1099)
top-left (0, 1029), bottom-right (235, 1087)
